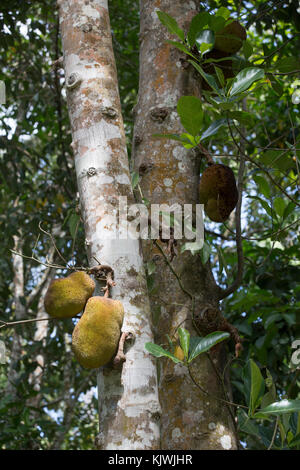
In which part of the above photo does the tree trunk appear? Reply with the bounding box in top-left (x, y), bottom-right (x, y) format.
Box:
top-left (58, 0), bottom-right (160, 450)
top-left (132, 0), bottom-right (237, 450)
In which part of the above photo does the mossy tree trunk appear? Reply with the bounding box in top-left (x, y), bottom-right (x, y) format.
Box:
top-left (132, 0), bottom-right (238, 450)
top-left (58, 0), bottom-right (160, 450)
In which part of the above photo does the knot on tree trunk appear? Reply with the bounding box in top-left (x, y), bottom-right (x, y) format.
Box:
top-left (194, 304), bottom-right (242, 357)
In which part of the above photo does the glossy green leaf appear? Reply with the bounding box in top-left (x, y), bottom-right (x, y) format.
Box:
top-left (156, 11), bottom-right (185, 41)
top-left (144, 342), bottom-right (183, 363)
top-left (200, 118), bottom-right (227, 140)
top-left (229, 68), bottom-right (264, 96)
top-left (255, 399), bottom-right (300, 416)
top-left (249, 359), bottom-right (265, 414)
top-left (214, 66), bottom-right (225, 87)
top-left (165, 40), bottom-right (196, 58)
top-left (177, 96), bottom-right (203, 136)
top-left (187, 11), bottom-right (210, 46)
top-left (188, 331), bottom-right (230, 362)
top-left (189, 60), bottom-right (222, 95)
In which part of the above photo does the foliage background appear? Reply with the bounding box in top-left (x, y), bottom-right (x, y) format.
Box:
top-left (0, 0), bottom-right (299, 449)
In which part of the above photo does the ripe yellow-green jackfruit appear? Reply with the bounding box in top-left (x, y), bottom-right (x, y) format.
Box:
top-left (44, 271), bottom-right (95, 319)
top-left (199, 164), bottom-right (238, 223)
top-left (72, 296), bottom-right (124, 369)
top-left (174, 345), bottom-right (185, 361)
top-left (214, 20), bottom-right (246, 55)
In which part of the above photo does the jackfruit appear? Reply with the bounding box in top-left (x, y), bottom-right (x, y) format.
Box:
top-left (214, 20), bottom-right (246, 55)
top-left (72, 296), bottom-right (124, 369)
top-left (174, 345), bottom-right (185, 361)
top-left (44, 271), bottom-right (95, 318)
top-left (199, 164), bottom-right (238, 223)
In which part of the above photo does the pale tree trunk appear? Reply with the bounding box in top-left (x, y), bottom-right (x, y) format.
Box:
top-left (132, 0), bottom-right (238, 450)
top-left (6, 235), bottom-right (26, 398)
top-left (58, 0), bottom-right (160, 449)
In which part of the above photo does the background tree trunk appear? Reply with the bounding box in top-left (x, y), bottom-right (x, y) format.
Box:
top-left (132, 0), bottom-right (237, 450)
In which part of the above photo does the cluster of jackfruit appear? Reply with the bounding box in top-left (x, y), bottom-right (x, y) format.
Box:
top-left (199, 164), bottom-right (238, 223)
top-left (44, 271), bottom-right (124, 369)
top-left (202, 19), bottom-right (247, 91)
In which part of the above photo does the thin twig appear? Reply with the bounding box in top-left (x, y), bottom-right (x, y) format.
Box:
top-left (0, 317), bottom-right (56, 330)
top-left (268, 416), bottom-right (279, 450)
top-left (187, 364), bottom-right (248, 410)
top-left (219, 115), bottom-right (246, 300)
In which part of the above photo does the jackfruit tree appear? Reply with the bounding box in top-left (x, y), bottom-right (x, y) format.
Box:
top-left (0, 0), bottom-right (300, 452)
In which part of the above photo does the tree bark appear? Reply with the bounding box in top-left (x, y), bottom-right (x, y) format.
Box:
top-left (132, 0), bottom-right (237, 450)
top-left (58, 0), bottom-right (160, 450)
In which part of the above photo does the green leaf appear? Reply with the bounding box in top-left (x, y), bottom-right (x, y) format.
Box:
top-left (227, 110), bottom-right (254, 126)
top-left (200, 118), bottom-right (227, 140)
top-left (247, 195), bottom-right (273, 218)
top-left (177, 96), bottom-right (203, 136)
top-left (157, 11), bottom-right (185, 41)
top-left (269, 75), bottom-right (284, 96)
top-left (273, 197), bottom-right (286, 218)
top-left (68, 213), bottom-right (80, 239)
top-left (249, 359), bottom-right (265, 414)
top-left (199, 241), bottom-right (211, 264)
top-left (242, 40), bottom-right (253, 60)
top-left (131, 171), bottom-right (140, 189)
top-left (165, 40), bottom-right (196, 58)
top-left (215, 7), bottom-right (231, 20)
top-left (147, 260), bottom-right (156, 275)
top-left (178, 327), bottom-right (190, 359)
top-left (283, 202), bottom-right (296, 220)
top-left (276, 57), bottom-right (299, 73)
top-left (208, 15), bottom-right (226, 33)
top-left (237, 409), bottom-right (260, 436)
top-left (255, 399), bottom-right (300, 417)
top-left (214, 65), bottom-right (225, 87)
top-left (229, 68), bottom-right (265, 96)
top-left (188, 331), bottom-right (230, 362)
top-left (144, 342), bottom-right (183, 363)
top-left (253, 175), bottom-right (270, 199)
top-left (189, 60), bottom-right (222, 95)
top-left (187, 11), bottom-right (210, 46)
top-left (289, 433), bottom-right (300, 448)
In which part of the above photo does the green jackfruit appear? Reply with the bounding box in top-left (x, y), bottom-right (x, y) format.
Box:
top-left (199, 164), bottom-right (238, 223)
top-left (72, 296), bottom-right (124, 369)
top-left (44, 271), bottom-right (95, 318)
top-left (214, 20), bottom-right (246, 55)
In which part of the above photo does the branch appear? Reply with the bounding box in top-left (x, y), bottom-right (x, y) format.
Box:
top-left (0, 316), bottom-right (57, 330)
top-left (219, 116), bottom-right (246, 300)
top-left (230, 121), bottom-right (300, 209)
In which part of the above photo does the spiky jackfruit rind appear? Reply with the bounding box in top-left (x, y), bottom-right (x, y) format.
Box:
top-left (44, 271), bottom-right (95, 319)
top-left (71, 296), bottom-right (124, 369)
top-left (214, 20), bottom-right (246, 55)
top-left (199, 164), bottom-right (238, 222)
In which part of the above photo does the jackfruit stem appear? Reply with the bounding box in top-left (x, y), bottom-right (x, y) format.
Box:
top-left (113, 331), bottom-right (133, 369)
